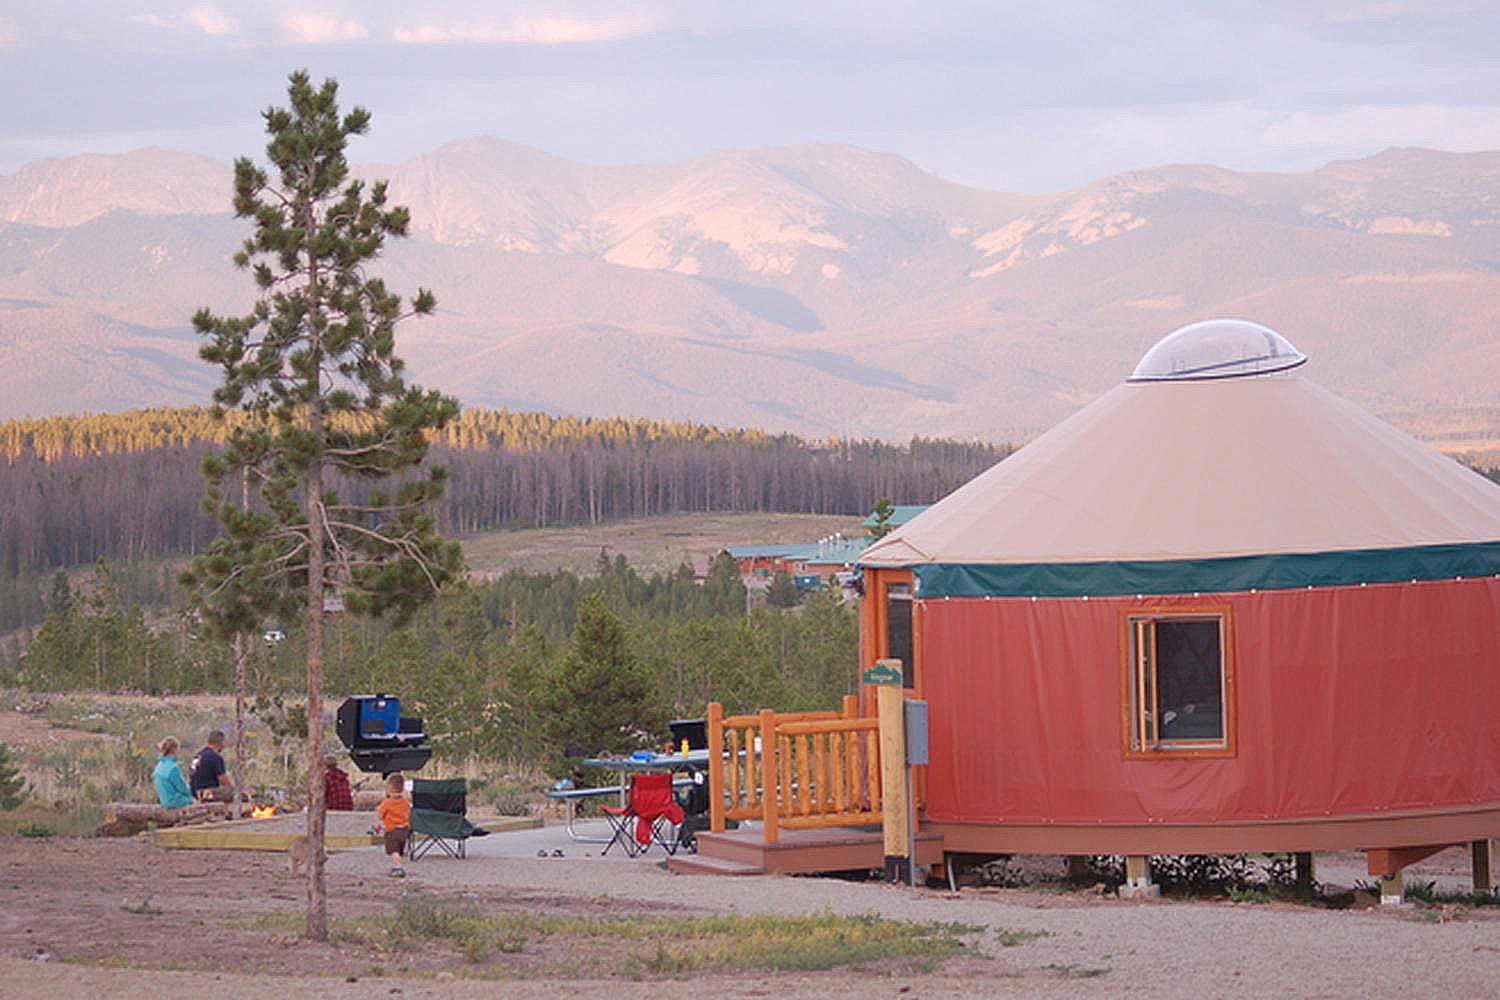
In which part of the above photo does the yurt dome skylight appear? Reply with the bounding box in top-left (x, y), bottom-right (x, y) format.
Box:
top-left (1130, 319), bottom-right (1308, 382)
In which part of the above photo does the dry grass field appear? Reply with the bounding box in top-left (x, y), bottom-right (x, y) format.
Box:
top-left (460, 512), bottom-right (866, 578)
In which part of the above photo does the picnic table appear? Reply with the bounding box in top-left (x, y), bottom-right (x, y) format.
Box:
top-left (544, 750), bottom-right (710, 845)
top-left (583, 749), bottom-right (711, 782)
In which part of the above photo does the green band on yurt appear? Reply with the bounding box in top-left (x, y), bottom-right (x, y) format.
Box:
top-left (914, 540), bottom-right (1500, 598)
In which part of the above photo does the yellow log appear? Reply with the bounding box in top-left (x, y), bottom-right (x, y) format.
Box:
top-left (798, 734), bottom-right (812, 815)
top-left (849, 728), bottom-right (864, 809)
top-left (759, 708), bottom-right (779, 844)
top-left (724, 710), bottom-right (838, 727)
top-left (778, 718), bottom-right (878, 735)
top-left (780, 811), bottom-right (884, 830)
top-left (818, 732), bottom-right (831, 813)
top-left (833, 731), bottom-right (848, 814)
top-left (728, 728), bottom-right (742, 811)
top-left (877, 675), bottom-right (908, 864)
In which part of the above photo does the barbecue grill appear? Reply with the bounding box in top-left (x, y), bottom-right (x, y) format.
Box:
top-left (668, 717), bottom-right (708, 751)
top-left (335, 694), bottom-right (432, 775)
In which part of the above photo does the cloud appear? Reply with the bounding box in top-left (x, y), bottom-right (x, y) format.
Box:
top-left (280, 12), bottom-right (368, 44)
top-left (392, 13), bottom-right (658, 46)
top-left (1263, 104), bottom-right (1500, 154)
top-left (186, 6), bottom-right (239, 36)
top-left (127, 7), bottom-right (238, 37)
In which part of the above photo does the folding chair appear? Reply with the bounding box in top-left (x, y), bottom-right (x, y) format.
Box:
top-left (409, 778), bottom-right (488, 860)
top-left (601, 772), bottom-right (685, 857)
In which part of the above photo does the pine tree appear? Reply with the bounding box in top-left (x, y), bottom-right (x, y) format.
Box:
top-left (766, 570), bottom-right (802, 608)
top-left (183, 71), bottom-right (461, 941)
top-left (545, 593), bottom-right (661, 756)
top-left (869, 497), bottom-right (896, 538)
top-left (0, 742), bottom-right (26, 811)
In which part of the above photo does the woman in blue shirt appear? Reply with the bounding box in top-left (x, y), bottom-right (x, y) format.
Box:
top-left (153, 736), bottom-right (193, 808)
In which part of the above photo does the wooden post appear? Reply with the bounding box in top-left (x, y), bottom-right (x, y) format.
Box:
top-left (759, 708), bottom-right (778, 844)
top-left (707, 702), bottom-right (724, 834)
top-left (842, 693), bottom-right (859, 719)
top-left (1380, 870), bottom-right (1404, 906)
top-left (1294, 852), bottom-right (1315, 896)
top-left (1121, 855), bottom-right (1159, 899)
top-left (875, 660), bottom-right (909, 883)
top-left (1473, 840), bottom-right (1493, 893)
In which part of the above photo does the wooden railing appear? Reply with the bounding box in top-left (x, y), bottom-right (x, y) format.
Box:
top-left (707, 694), bottom-right (880, 843)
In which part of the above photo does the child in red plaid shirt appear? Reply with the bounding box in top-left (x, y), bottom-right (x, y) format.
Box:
top-left (322, 753), bottom-right (353, 811)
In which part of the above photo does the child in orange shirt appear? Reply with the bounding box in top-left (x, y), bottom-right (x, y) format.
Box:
top-left (376, 772), bottom-right (412, 878)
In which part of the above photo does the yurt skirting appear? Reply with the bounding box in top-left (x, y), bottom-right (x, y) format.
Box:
top-left (859, 320), bottom-right (1500, 856)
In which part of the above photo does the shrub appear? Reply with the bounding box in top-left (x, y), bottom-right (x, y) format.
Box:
top-left (0, 742), bottom-right (25, 810)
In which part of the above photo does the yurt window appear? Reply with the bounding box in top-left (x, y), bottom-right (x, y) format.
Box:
top-left (886, 583), bottom-right (915, 688)
top-left (1126, 614), bottom-right (1228, 753)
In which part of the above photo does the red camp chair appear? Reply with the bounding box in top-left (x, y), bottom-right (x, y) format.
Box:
top-left (601, 772), bottom-right (686, 857)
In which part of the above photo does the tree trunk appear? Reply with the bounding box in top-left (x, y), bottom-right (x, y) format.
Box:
top-left (232, 631), bottom-right (248, 820)
top-left (305, 407), bottom-right (328, 941)
top-left (304, 218), bottom-right (329, 942)
top-left (233, 466), bottom-right (249, 821)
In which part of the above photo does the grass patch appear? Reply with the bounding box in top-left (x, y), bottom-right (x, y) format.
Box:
top-left (1406, 880), bottom-right (1500, 908)
top-left (0, 797), bottom-right (103, 837)
top-left (994, 927), bottom-right (1047, 947)
top-left (254, 894), bottom-right (999, 975)
top-left (1043, 963), bottom-right (1111, 979)
top-left (1226, 886), bottom-right (1273, 904)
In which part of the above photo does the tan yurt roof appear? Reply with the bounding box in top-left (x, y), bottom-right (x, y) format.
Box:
top-left (862, 320), bottom-right (1500, 572)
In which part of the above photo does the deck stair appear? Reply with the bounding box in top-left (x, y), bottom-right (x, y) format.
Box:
top-left (668, 825), bottom-right (943, 877)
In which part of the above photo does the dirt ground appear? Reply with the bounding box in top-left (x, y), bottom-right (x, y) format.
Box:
top-left (4, 835), bottom-right (1500, 999)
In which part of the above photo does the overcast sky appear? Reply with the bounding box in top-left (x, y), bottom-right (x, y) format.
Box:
top-left (4, 1), bottom-right (1499, 191)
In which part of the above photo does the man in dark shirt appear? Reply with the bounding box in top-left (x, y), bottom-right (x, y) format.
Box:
top-left (189, 730), bottom-right (233, 802)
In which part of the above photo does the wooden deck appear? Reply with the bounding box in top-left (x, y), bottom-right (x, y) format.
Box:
top-left (669, 825), bottom-right (943, 876)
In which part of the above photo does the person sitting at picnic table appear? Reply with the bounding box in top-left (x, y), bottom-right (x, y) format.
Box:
top-left (153, 736), bottom-right (193, 809)
top-left (189, 729), bottom-right (236, 802)
top-left (323, 753), bottom-right (353, 811)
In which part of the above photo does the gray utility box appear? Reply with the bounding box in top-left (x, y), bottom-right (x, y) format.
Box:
top-left (904, 699), bottom-right (929, 765)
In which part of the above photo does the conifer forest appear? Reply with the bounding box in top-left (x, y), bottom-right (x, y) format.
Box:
top-left (0, 406), bottom-right (1007, 764)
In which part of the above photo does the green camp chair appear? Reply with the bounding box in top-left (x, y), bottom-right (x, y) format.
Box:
top-left (409, 778), bottom-right (487, 860)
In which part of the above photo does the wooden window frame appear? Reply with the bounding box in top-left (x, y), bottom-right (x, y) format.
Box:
top-left (885, 581), bottom-right (916, 691)
top-left (1120, 607), bottom-right (1236, 760)
top-left (865, 569), bottom-right (921, 697)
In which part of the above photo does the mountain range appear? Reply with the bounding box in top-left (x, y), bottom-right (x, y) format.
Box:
top-left (2, 140), bottom-right (1498, 454)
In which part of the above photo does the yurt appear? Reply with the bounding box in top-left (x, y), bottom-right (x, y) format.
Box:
top-left (858, 319), bottom-right (1500, 861)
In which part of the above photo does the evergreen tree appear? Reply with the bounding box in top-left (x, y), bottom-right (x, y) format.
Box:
top-left (183, 71), bottom-right (461, 941)
top-left (45, 571), bottom-right (72, 617)
top-left (0, 742), bottom-right (24, 811)
top-left (545, 593), bottom-right (661, 757)
top-left (766, 570), bottom-right (802, 608)
top-left (703, 552), bottom-right (748, 616)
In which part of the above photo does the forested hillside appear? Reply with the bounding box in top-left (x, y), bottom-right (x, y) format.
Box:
top-left (0, 406), bottom-right (1007, 629)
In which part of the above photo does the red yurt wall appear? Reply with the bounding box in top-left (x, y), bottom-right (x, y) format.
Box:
top-left (917, 578), bottom-right (1500, 829)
